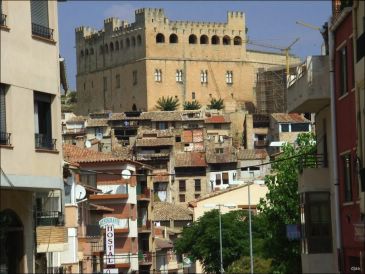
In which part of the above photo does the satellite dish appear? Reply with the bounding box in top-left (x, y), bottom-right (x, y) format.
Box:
top-left (85, 140), bottom-right (91, 148)
top-left (121, 169), bottom-right (131, 180)
top-left (75, 185), bottom-right (86, 200)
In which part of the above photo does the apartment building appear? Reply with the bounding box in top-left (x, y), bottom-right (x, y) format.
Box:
top-left (74, 8), bottom-right (300, 114)
top-left (0, 1), bottom-right (67, 273)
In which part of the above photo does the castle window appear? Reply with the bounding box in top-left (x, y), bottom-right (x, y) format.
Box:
top-left (200, 70), bottom-right (208, 83)
top-left (169, 34), bottom-right (178, 43)
top-left (90, 48), bottom-right (94, 55)
top-left (126, 38), bottom-right (130, 48)
top-left (115, 41), bottom-right (119, 50)
top-left (133, 70), bottom-right (138, 85)
top-left (132, 104), bottom-right (137, 111)
top-left (211, 35), bottom-right (220, 45)
top-left (132, 37), bottom-right (136, 47)
top-left (176, 70), bottom-right (183, 83)
top-left (226, 71), bottom-right (233, 84)
top-left (192, 92), bottom-right (196, 100)
top-left (137, 35), bottom-right (142, 46)
top-left (154, 69), bottom-right (162, 82)
top-left (80, 50), bottom-right (84, 57)
top-left (189, 34), bottom-right (197, 44)
top-left (85, 49), bottom-right (89, 56)
top-left (105, 44), bottom-right (108, 53)
top-left (110, 42), bottom-right (114, 52)
top-left (156, 33), bottom-right (165, 43)
top-left (200, 35), bottom-right (208, 44)
top-left (233, 36), bottom-right (242, 45)
top-left (223, 35), bottom-right (231, 45)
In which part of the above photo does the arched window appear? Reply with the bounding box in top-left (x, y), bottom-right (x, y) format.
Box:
top-left (156, 33), bottom-right (165, 43)
top-left (189, 34), bottom-right (197, 44)
top-left (105, 44), bottom-right (109, 53)
top-left (169, 34), bottom-right (178, 43)
top-left (200, 35), bottom-right (208, 44)
top-left (132, 37), bottom-right (136, 47)
top-left (85, 49), bottom-right (89, 56)
top-left (137, 35), bottom-right (142, 46)
top-left (223, 36), bottom-right (231, 45)
top-left (80, 50), bottom-right (84, 57)
top-left (132, 104), bottom-right (137, 111)
top-left (115, 41), bottom-right (119, 50)
top-left (110, 42), bottom-right (114, 52)
top-left (211, 35), bottom-right (220, 45)
top-left (233, 36), bottom-right (242, 45)
top-left (126, 38), bottom-right (130, 48)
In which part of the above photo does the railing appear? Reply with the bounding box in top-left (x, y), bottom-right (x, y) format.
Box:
top-left (62, 128), bottom-right (86, 135)
top-left (136, 153), bottom-right (169, 161)
top-left (36, 211), bottom-right (63, 226)
top-left (91, 237), bottom-right (104, 253)
top-left (0, 132), bottom-right (11, 145)
top-left (299, 154), bottom-right (328, 173)
top-left (137, 219), bottom-right (151, 229)
top-left (138, 252), bottom-right (153, 264)
top-left (254, 140), bottom-right (268, 147)
top-left (86, 224), bottom-right (101, 237)
top-left (32, 23), bottom-right (54, 40)
top-left (35, 134), bottom-right (57, 150)
top-left (0, 14), bottom-right (7, 27)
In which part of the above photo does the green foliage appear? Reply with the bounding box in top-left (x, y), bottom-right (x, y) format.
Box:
top-left (155, 96), bottom-right (180, 111)
top-left (207, 98), bottom-right (224, 110)
top-left (227, 256), bottom-right (272, 273)
top-left (257, 132), bottom-right (316, 273)
top-left (174, 210), bottom-right (265, 273)
top-left (61, 91), bottom-right (78, 112)
top-left (183, 100), bottom-right (202, 110)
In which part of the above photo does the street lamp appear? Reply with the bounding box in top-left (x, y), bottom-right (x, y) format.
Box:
top-left (204, 203), bottom-right (236, 274)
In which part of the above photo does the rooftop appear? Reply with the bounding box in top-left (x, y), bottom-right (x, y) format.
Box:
top-left (237, 149), bottom-right (268, 160)
top-left (153, 202), bottom-right (193, 221)
top-left (174, 152), bottom-right (207, 167)
top-left (271, 113), bottom-right (310, 123)
top-left (205, 115), bottom-right (230, 124)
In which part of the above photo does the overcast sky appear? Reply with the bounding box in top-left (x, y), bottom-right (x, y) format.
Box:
top-left (58, 1), bottom-right (332, 90)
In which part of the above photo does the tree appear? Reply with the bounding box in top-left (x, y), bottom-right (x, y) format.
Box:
top-left (207, 98), bottom-right (224, 110)
top-left (257, 132), bottom-right (316, 273)
top-left (174, 210), bottom-right (266, 273)
top-left (155, 96), bottom-right (180, 111)
top-left (183, 100), bottom-right (202, 110)
top-left (227, 256), bottom-right (272, 273)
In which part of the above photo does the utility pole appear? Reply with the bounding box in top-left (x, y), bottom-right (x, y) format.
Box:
top-left (248, 183), bottom-right (254, 274)
top-left (218, 204), bottom-right (224, 274)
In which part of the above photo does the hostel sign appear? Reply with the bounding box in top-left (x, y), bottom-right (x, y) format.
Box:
top-left (105, 224), bottom-right (115, 265)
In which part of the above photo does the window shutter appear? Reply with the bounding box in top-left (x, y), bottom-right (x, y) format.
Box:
top-left (0, 85), bottom-right (6, 133)
top-left (31, 0), bottom-right (49, 27)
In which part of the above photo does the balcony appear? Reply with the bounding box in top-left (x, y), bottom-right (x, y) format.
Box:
top-left (86, 224), bottom-right (101, 237)
top-left (254, 140), bottom-right (268, 148)
top-left (62, 128), bottom-right (86, 135)
top-left (298, 154), bottom-right (330, 193)
top-left (139, 252), bottom-right (153, 265)
top-left (104, 253), bottom-right (131, 268)
top-left (138, 219), bottom-right (151, 233)
top-left (136, 152), bottom-right (170, 161)
top-left (287, 56), bottom-right (330, 113)
top-left (137, 187), bottom-right (151, 201)
top-left (36, 211), bottom-right (64, 226)
top-left (91, 237), bottom-right (104, 253)
top-left (0, 14), bottom-right (7, 27)
top-left (35, 134), bottom-right (57, 150)
top-left (36, 225), bottom-right (67, 252)
top-left (0, 132), bottom-right (11, 145)
top-left (32, 23), bottom-right (54, 40)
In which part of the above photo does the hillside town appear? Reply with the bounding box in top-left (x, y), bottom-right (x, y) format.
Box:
top-left (0, 0), bottom-right (364, 273)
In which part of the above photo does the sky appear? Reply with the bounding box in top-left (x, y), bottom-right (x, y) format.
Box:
top-left (58, 1), bottom-right (332, 90)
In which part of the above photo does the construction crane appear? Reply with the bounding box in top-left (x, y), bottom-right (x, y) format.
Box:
top-left (296, 20), bottom-right (329, 54)
top-left (246, 37), bottom-right (300, 76)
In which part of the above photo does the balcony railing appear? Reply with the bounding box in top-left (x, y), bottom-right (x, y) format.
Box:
top-left (299, 154), bottom-right (328, 173)
top-left (137, 219), bottom-right (151, 230)
top-left (0, 132), bottom-right (11, 145)
top-left (86, 224), bottom-right (101, 237)
top-left (35, 133), bottom-right (57, 150)
top-left (138, 252), bottom-right (153, 264)
top-left (36, 211), bottom-right (64, 226)
top-left (0, 14), bottom-right (7, 27)
top-left (62, 128), bottom-right (86, 135)
top-left (91, 237), bottom-right (104, 253)
top-left (32, 23), bottom-right (54, 40)
top-left (254, 140), bottom-right (268, 147)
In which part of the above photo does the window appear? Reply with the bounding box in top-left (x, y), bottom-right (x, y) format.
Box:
top-left (212, 35), bottom-right (220, 45)
top-left (133, 71), bottom-right (138, 85)
top-left (0, 84), bottom-right (9, 145)
top-left (280, 124), bottom-right (290, 132)
top-left (215, 174), bottom-right (221, 185)
top-left (179, 194), bottom-right (185, 202)
top-left (339, 46), bottom-right (348, 96)
top-left (192, 92), bottom-right (196, 100)
top-left (215, 148), bottom-right (223, 154)
top-left (176, 70), bottom-right (183, 83)
top-left (80, 172), bottom-right (96, 188)
top-left (226, 71), bottom-right (233, 84)
top-left (156, 33), bottom-right (165, 43)
top-left (169, 34), bottom-right (178, 43)
top-left (195, 179), bottom-right (201, 192)
top-left (189, 34), bottom-right (197, 44)
top-left (223, 36), bottom-right (231, 45)
top-left (291, 123), bottom-right (310, 132)
top-left (200, 35), bottom-right (208, 44)
top-left (34, 91), bottom-right (55, 150)
top-left (156, 122), bottom-right (168, 130)
top-left (343, 154), bottom-right (352, 202)
top-left (195, 194), bottom-right (200, 199)
top-left (233, 36), bottom-right (242, 45)
top-left (213, 124), bottom-right (221, 129)
top-left (116, 74), bottom-right (120, 88)
top-left (154, 69), bottom-right (162, 82)
top-left (131, 37), bottom-right (136, 47)
top-left (200, 70), bottom-right (208, 84)
top-left (137, 35), bottom-right (142, 46)
top-left (30, 0), bottom-right (52, 39)
top-left (175, 136), bottom-right (181, 142)
top-left (179, 180), bottom-right (186, 192)
top-left (301, 192), bottom-right (332, 253)
top-left (222, 172), bottom-right (229, 184)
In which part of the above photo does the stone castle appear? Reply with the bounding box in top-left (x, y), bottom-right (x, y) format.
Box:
top-left (75, 8), bottom-right (297, 114)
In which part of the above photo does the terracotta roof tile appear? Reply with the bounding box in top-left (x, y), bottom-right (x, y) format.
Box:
top-left (135, 137), bottom-right (174, 147)
top-left (205, 115), bottom-right (230, 124)
top-left (237, 149), bottom-right (268, 160)
top-left (155, 238), bottom-right (173, 249)
top-left (271, 113), bottom-right (310, 123)
top-left (140, 111), bottom-right (182, 121)
top-left (174, 152), bottom-right (207, 167)
top-left (86, 119), bottom-right (108, 127)
top-left (153, 202), bottom-right (193, 221)
top-left (66, 116), bottom-right (87, 123)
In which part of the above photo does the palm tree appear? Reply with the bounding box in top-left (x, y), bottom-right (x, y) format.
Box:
top-left (207, 98), bottom-right (224, 110)
top-left (183, 100), bottom-right (202, 110)
top-left (155, 96), bottom-right (180, 111)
